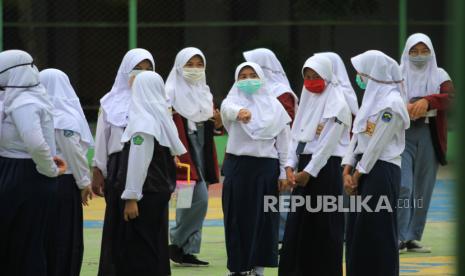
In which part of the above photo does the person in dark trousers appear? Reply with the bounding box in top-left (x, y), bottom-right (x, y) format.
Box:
top-left (343, 50), bottom-right (410, 276)
top-left (0, 49), bottom-right (67, 276)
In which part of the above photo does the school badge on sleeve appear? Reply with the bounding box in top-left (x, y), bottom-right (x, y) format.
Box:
top-left (316, 123), bottom-right (325, 136)
top-left (365, 121), bottom-right (376, 136)
top-left (63, 130), bottom-right (74, 137)
top-left (382, 112), bottom-right (393, 123)
top-left (132, 135), bottom-right (144, 145)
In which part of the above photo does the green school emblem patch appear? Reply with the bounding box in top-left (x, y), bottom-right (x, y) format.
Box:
top-left (382, 112), bottom-right (393, 123)
top-left (132, 135), bottom-right (144, 145)
top-left (63, 130), bottom-right (74, 137)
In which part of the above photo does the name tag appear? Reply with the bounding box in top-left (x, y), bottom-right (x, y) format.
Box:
top-left (316, 123), bottom-right (325, 136)
top-left (365, 121), bottom-right (376, 136)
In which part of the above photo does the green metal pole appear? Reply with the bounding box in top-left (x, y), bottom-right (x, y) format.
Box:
top-left (0, 0), bottom-right (3, 51)
top-left (128, 0), bottom-right (137, 49)
top-left (452, 0), bottom-right (465, 274)
top-left (398, 0), bottom-right (407, 57)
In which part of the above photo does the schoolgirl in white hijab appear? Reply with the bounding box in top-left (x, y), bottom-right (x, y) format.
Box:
top-left (243, 48), bottom-right (298, 120)
top-left (315, 52), bottom-right (359, 115)
top-left (342, 50), bottom-right (409, 276)
top-left (39, 68), bottom-right (94, 276)
top-left (243, 48), bottom-right (299, 245)
top-left (92, 48), bottom-right (154, 195)
top-left (401, 33), bottom-right (450, 101)
top-left (166, 47), bottom-right (214, 132)
top-left (115, 71), bottom-right (185, 275)
top-left (93, 48), bottom-right (154, 275)
top-left (40, 68), bottom-right (94, 187)
top-left (279, 55), bottom-right (351, 276)
top-left (165, 47), bottom-right (221, 266)
top-left (0, 50), bottom-right (66, 275)
top-left (221, 62), bottom-right (290, 276)
top-left (397, 33), bottom-right (454, 253)
top-left (121, 71), bottom-right (186, 160)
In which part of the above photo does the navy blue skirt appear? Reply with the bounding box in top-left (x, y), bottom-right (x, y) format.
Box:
top-left (222, 154), bottom-right (280, 272)
top-left (345, 160), bottom-right (400, 276)
top-left (114, 191), bottom-right (171, 276)
top-left (0, 156), bottom-right (57, 276)
top-left (46, 174), bottom-right (84, 276)
top-left (98, 151), bottom-right (123, 276)
top-left (279, 155), bottom-right (344, 276)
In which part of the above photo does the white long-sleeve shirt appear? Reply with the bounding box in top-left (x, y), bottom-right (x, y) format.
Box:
top-left (92, 109), bottom-right (124, 178)
top-left (55, 129), bottom-right (91, 189)
top-left (121, 132), bottom-right (154, 201)
top-left (342, 108), bottom-right (405, 174)
top-left (0, 104), bottom-right (59, 177)
top-left (286, 117), bottom-right (349, 177)
top-left (221, 103), bottom-right (290, 180)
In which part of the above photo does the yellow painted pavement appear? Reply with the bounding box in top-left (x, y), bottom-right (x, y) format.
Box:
top-left (83, 195), bottom-right (224, 221)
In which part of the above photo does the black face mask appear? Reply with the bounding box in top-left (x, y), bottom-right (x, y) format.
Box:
top-left (0, 62), bottom-right (39, 91)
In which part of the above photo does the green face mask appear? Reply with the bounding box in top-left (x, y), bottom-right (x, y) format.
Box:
top-left (356, 74), bottom-right (367, 90)
top-left (236, 78), bottom-right (262, 95)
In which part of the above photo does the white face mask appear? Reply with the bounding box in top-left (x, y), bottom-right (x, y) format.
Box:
top-left (408, 54), bottom-right (431, 68)
top-left (182, 67), bottom-right (205, 83)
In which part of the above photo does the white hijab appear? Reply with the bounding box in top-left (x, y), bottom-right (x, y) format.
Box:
top-left (100, 48), bottom-right (155, 127)
top-left (165, 47), bottom-right (213, 124)
top-left (400, 33), bottom-right (450, 100)
top-left (222, 62), bottom-right (291, 140)
top-left (40, 68), bottom-right (94, 148)
top-left (243, 48), bottom-right (299, 110)
top-left (315, 52), bottom-right (359, 115)
top-left (0, 50), bottom-right (54, 138)
top-left (291, 55), bottom-right (351, 142)
top-left (351, 50), bottom-right (410, 134)
top-left (121, 71), bottom-right (186, 156)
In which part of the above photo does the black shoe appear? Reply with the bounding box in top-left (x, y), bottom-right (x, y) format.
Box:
top-left (180, 254), bottom-right (209, 267)
top-left (406, 240), bottom-right (431, 253)
top-left (169, 244), bottom-right (184, 264)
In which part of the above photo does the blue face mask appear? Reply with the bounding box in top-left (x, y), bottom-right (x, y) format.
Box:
top-left (236, 78), bottom-right (262, 95)
top-left (355, 74), bottom-right (367, 90)
top-left (409, 54), bottom-right (431, 67)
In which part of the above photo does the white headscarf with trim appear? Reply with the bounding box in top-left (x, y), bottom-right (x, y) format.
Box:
top-left (291, 55), bottom-right (351, 142)
top-left (40, 68), bottom-right (94, 148)
top-left (222, 62), bottom-right (291, 140)
top-left (0, 50), bottom-right (54, 138)
top-left (121, 71), bottom-right (186, 156)
top-left (351, 50), bottom-right (410, 133)
top-left (100, 48), bottom-right (155, 127)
